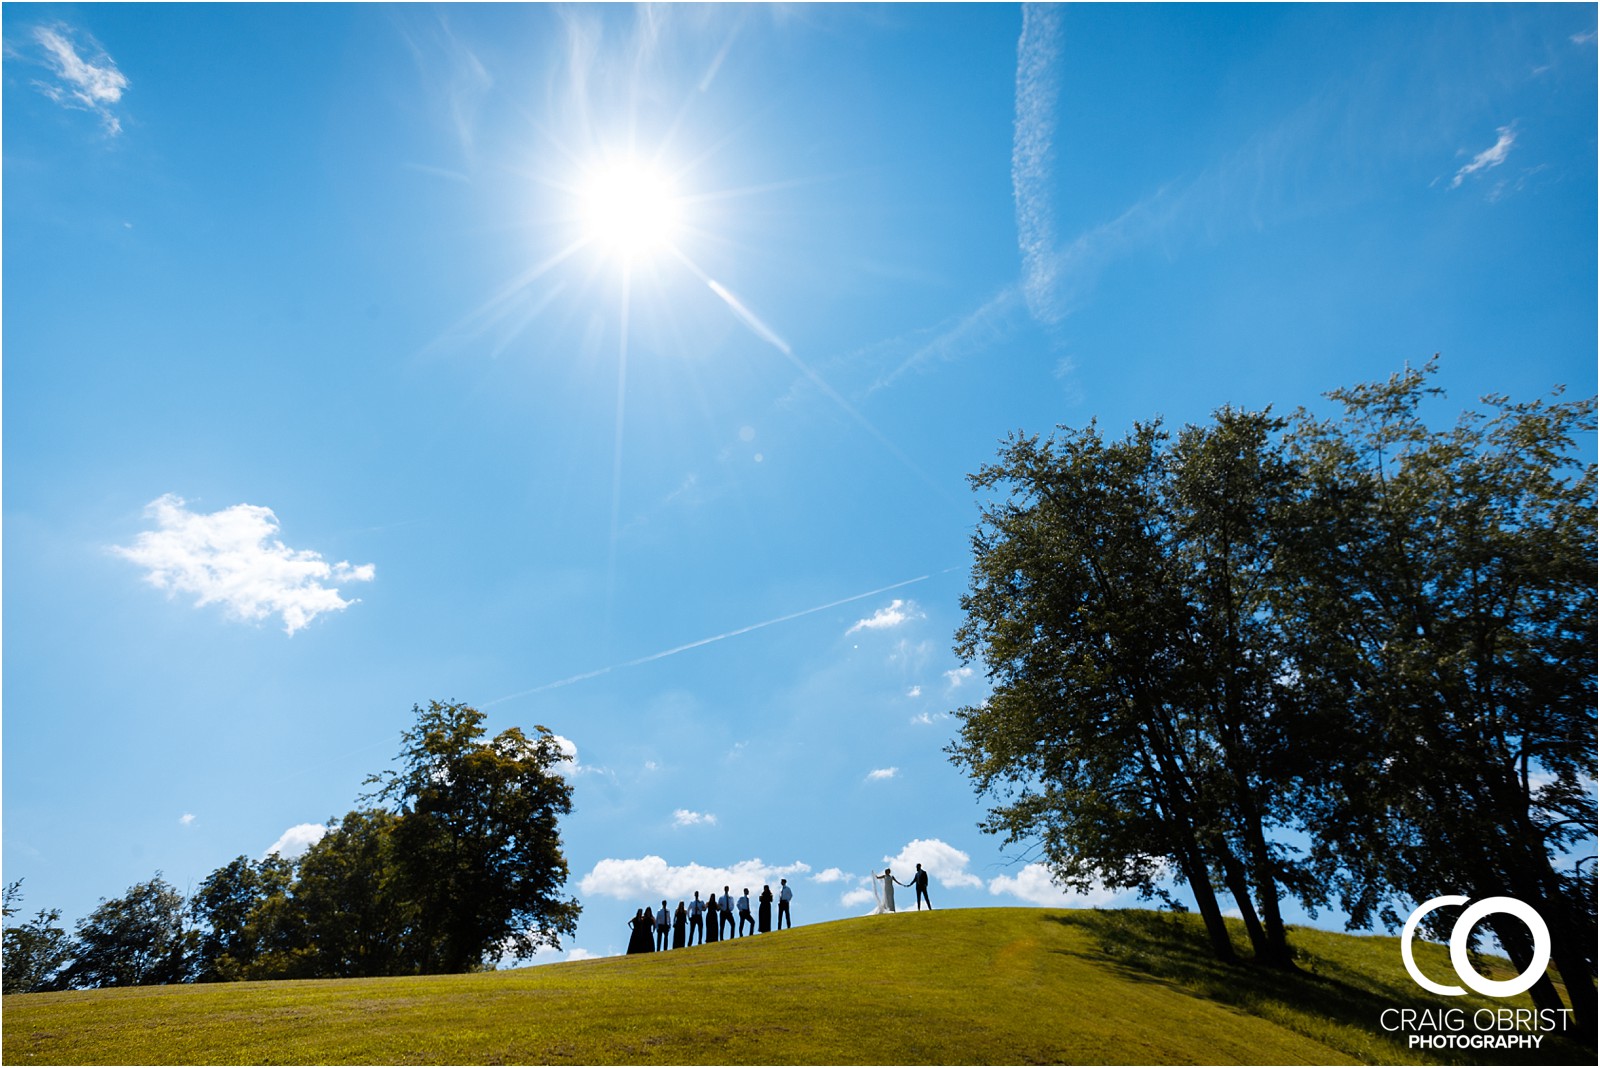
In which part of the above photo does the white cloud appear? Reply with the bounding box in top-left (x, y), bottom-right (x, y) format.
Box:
top-left (987, 862), bottom-right (1124, 908)
top-left (672, 808), bottom-right (718, 828)
top-left (944, 666), bottom-right (975, 689)
top-left (884, 838), bottom-right (983, 889)
top-left (866, 767), bottom-right (898, 781)
top-left (266, 822), bottom-right (328, 859)
top-left (1012, 2), bottom-right (1066, 325)
top-left (178, 813), bottom-right (196, 827)
top-left (811, 867), bottom-right (850, 884)
top-left (840, 887), bottom-right (876, 908)
top-left (565, 947), bottom-right (598, 962)
top-left (846, 598), bottom-right (924, 635)
top-left (113, 494), bottom-right (375, 636)
top-left (1450, 124), bottom-right (1517, 189)
top-left (906, 685), bottom-right (922, 698)
top-left (31, 24), bottom-right (129, 135)
top-left (549, 733), bottom-right (607, 780)
top-left (579, 855), bottom-right (811, 902)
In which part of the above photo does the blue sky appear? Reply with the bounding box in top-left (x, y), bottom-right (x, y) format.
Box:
top-left (4, 3), bottom-right (1594, 962)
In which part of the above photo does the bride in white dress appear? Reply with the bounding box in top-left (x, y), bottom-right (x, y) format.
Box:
top-left (869, 867), bottom-right (900, 914)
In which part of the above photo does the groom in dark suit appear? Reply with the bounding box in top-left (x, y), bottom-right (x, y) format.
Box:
top-left (912, 863), bottom-right (933, 910)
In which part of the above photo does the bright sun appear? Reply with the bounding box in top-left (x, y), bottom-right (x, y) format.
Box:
top-left (578, 160), bottom-right (683, 262)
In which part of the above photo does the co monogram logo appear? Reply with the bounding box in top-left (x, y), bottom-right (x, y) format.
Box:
top-left (1400, 896), bottom-right (1551, 998)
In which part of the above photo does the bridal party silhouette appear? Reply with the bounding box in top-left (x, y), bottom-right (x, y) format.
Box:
top-left (625, 882), bottom-right (794, 954)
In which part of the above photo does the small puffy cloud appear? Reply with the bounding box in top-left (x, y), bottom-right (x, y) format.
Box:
top-left (812, 867), bottom-right (850, 884)
top-left (1450, 125), bottom-right (1516, 189)
top-left (30, 23), bottom-right (129, 134)
top-left (906, 685), bottom-right (923, 698)
top-left (987, 862), bottom-right (1124, 908)
top-left (672, 809), bottom-right (718, 828)
top-left (944, 666), bottom-right (975, 689)
top-left (565, 947), bottom-right (599, 962)
top-left (840, 887), bottom-right (876, 908)
top-left (266, 823), bottom-right (328, 859)
top-left (579, 855), bottom-right (810, 902)
top-left (113, 494), bottom-right (375, 635)
top-left (884, 837), bottom-right (984, 889)
top-left (178, 813), bottom-right (196, 827)
top-left (847, 599), bottom-right (924, 635)
top-left (866, 767), bottom-right (898, 781)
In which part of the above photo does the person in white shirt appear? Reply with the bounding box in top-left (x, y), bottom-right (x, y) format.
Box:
top-left (737, 888), bottom-right (755, 936)
top-left (687, 891), bottom-right (706, 946)
top-left (655, 901), bottom-right (671, 951)
top-left (719, 886), bottom-right (737, 939)
top-left (778, 878), bottom-right (794, 929)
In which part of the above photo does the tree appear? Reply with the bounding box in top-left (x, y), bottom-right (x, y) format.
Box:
top-left (190, 854), bottom-right (297, 982)
top-left (949, 411), bottom-right (1307, 966)
top-left (366, 700), bottom-right (582, 973)
top-left (1277, 362), bottom-right (1596, 1028)
top-left (290, 808), bottom-right (412, 977)
top-left (61, 875), bottom-right (197, 989)
top-left (3, 881), bottom-right (74, 994)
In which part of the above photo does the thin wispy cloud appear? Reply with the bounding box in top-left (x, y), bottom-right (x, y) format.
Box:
top-left (672, 808), bottom-right (718, 828)
top-left (1450, 124), bottom-right (1517, 189)
top-left (1012, 2), bottom-right (1065, 326)
top-left (113, 494), bottom-right (375, 636)
top-left (866, 767), bottom-right (898, 781)
top-left (944, 665), bottom-right (975, 690)
top-left (30, 24), bottom-right (129, 135)
top-left (178, 813), bottom-right (196, 827)
top-left (486, 573), bottom-right (932, 704)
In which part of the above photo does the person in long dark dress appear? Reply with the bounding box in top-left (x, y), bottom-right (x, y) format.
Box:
top-left (705, 894), bottom-right (721, 943)
top-left (627, 907), bottom-right (654, 954)
top-left (672, 902), bottom-right (688, 949)
top-left (757, 884), bottom-right (774, 933)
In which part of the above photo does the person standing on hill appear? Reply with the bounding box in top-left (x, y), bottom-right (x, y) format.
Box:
top-left (673, 901), bottom-right (688, 949)
top-left (757, 885), bottom-right (774, 933)
top-left (705, 892), bottom-right (721, 944)
top-left (872, 868), bottom-right (899, 913)
top-left (655, 901), bottom-right (671, 951)
top-left (777, 878), bottom-right (793, 929)
top-left (737, 888), bottom-right (755, 936)
top-left (627, 907), bottom-right (654, 954)
top-left (912, 863), bottom-right (933, 910)
top-left (687, 891), bottom-right (706, 946)
top-left (720, 886), bottom-right (737, 939)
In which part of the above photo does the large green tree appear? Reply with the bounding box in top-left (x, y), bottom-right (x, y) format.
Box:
top-left (60, 875), bottom-right (197, 989)
top-left (366, 700), bottom-right (582, 973)
top-left (190, 854), bottom-right (298, 982)
top-left (1277, 363), bottom-right (1596, 1028)
top-left (949, 410), bottom-right (1306, 966)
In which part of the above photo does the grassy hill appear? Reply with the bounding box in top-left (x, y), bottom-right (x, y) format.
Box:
top-left (3, 907), bottom-right (1588, 1065)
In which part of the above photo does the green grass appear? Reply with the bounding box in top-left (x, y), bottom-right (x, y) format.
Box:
top-left (3, 908), bottom-right (1590, 1065)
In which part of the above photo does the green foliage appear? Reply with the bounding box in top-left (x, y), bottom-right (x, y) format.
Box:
top-left (1277, 359), bottom-right (1597, 1026)
top-left (366, 700), bottom-right (582, 972)
top-left (190, 853), bottom-right (298, 982)
top-left (949, 360), bottom-right (1596, 1016)
top-left (3, 882), bottom-right (74, 994)
top-left (60, 875), bottom-right (196, 989)
top-left (949, 409), bottom-right (1305, 965)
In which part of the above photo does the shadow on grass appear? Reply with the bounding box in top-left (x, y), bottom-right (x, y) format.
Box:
top-left (1045, 910), bottom-right (1591, 1067)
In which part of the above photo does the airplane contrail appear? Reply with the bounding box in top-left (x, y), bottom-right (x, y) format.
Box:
top-left (484, 572), bottom-right (938, 706)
